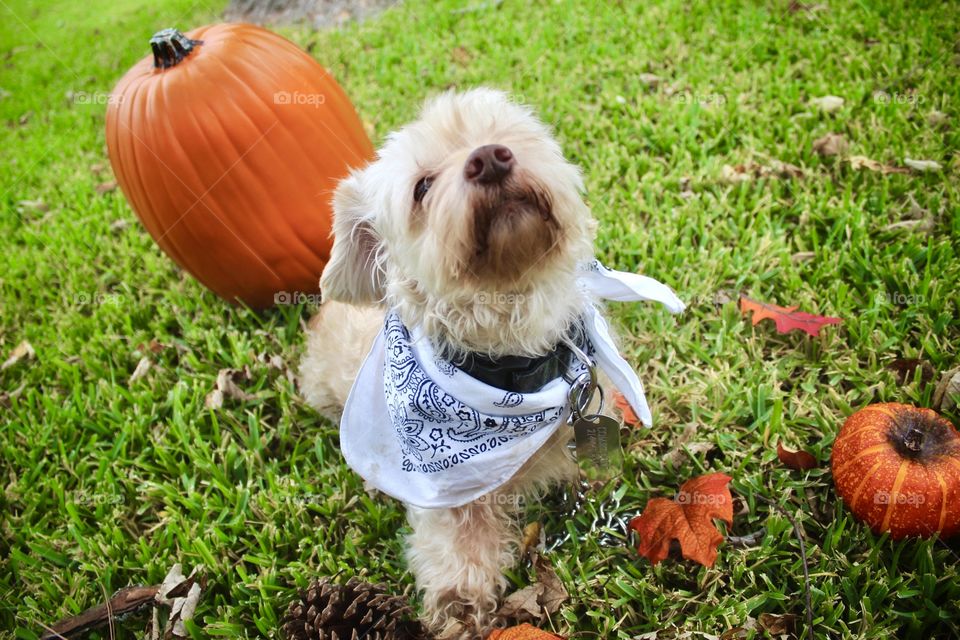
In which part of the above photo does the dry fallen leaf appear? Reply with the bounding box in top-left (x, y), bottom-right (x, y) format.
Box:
top-left (720, 617), bottom-right (758, 640)
top-left (661, 422), bottom-right (697, 466)
top-left (886, 358), bottom-right (935, 385)
top-left (788, 0), bottom-right (825, 12)
top-left (881, 218), bottom-right (934, 233)
top-left (110, 219), bottom-right (130, 233)
top-left (496, 552), bottom-right (568, 624)
top-left (776, 442), bottom-right (819, 471)
top-left (720, 161), bottom-right (803, 183)
top-left (531, 553), bottom-right (568, 615)
top-left (902, 193), bottom-right (928, 220)
top-left (0, 382), bottom-right (26, 406)
top-left (629, 472), bottom-right (733, 567)
top-left (169, 583), bottom-right (201, 637)
top-left (758, 612), bottom-right (799, 637)
top-left (927, 111), bottom-right (948, 127)
top-left (638, 73), bottom-right (661, 88)
top-left (740, 296), bottom-right (842, 337)
top-left (2, 341), bottom-right (35, 371)
top-left (16, 199), bottom-right (48, 213)
top-left (812, 132), bottom-right (847, 157)
top-left (810, 95), bottom-right (844, 113)
top-left (851, 156), bottom-right (879, 171)
top-left (257, 351), bottom-right (286, 371)
top-left (205, 390), bottom-right (223, 409)
top-left (713, 289), bottom-right (735, 306)
top-left (904, 158), bottom-right (942, 172)
top-left (205, 367), bottom-right (254, 409)
top-left (156, 564), bottom-right (205, 638)
top-left (451, 46), bottom-right (472, 66)
top-left (666, 441), bottom-right (716, 467)
top-left (771, 161), bottom-right (804, 178)
top-left (521, 521), bottom-right (543, 556)
top-left (157, 564), bottom-right (190, 601)
top-left (721, 164), bottom-right (752, 183)
top-left (497, 584), bottom-right (543, 622)
top-left (95, 180), bottom-right (117, 194)
top-left (138, 339), bottom-right (168, 355)
top-left (848, 155), bottom-right (910, 174)
top-left (933, 366), bottom-right (960, 412)
top-left (129, 356), bottom-right (151, 384)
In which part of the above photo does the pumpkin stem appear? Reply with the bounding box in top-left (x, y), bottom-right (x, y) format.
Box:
top-left (903, 427), bottom-right (924, 453)
top-left (150, 28), bottom-right (202, 69)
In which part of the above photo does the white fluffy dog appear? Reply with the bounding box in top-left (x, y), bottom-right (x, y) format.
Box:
top-left (300, 89), bottom-right (681, 638)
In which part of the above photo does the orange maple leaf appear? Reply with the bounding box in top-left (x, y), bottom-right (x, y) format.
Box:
top-left (628, 472), bottom-right (733, 567)
top-left (612, 390), bottom-right (640, 426)
top-left (739, 296), bottom-right (842, 337)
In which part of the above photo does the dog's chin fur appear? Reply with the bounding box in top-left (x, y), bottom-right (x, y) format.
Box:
top-left (300, 89), bottom-right (610, 639)
top-left (386, 255), bottom-right (589, 361)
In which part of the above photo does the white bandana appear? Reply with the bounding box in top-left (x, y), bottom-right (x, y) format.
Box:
top-left (339, 261), bottom-right (684, 509)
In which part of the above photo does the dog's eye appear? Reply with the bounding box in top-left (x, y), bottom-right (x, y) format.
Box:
top-left (414, 176), bottom-right (433, 203)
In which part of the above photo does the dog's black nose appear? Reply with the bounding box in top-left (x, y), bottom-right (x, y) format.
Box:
top-left (464, 144), bottom-right (515, 184)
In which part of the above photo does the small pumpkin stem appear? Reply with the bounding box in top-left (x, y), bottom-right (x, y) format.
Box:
top-left (150, 28), bottom-right (202, 69)
top-left (903, 427), bottom-right (924, 453)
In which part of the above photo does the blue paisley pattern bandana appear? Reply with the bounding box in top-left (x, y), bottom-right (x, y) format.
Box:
top-left (339, 260), bottom-right (685, 509)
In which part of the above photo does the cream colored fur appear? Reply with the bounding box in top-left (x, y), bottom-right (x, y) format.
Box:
top-left (299, 89), bottom-right (618, 639)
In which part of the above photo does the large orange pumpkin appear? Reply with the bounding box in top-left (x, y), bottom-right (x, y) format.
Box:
top-left (106, 24), bottom-right (374, 308)
top-left (831, 403), bottom-right (960, 539)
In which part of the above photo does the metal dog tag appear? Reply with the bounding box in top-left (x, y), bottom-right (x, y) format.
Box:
top-left (566, 355), bottom-right (623, 482)
top-left (573, 413), bottom-right (622, 482)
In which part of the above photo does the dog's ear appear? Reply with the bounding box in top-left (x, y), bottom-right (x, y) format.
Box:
top-left (320, 171), bottom-right (386, 305)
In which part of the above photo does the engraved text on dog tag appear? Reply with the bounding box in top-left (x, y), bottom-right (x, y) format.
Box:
top-left (573, 413), bottom-right (623, 482)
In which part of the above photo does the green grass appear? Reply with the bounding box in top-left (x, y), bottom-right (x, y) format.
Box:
top-left (2, 0), bottom-right (959, 638)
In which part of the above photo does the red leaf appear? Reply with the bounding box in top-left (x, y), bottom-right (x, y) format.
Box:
top-left (612, 390), bottom-right (640, 426)
top-left (776, 442), bottom-right (819, 471)
top-left (739, 296), bottom-right (842, 337)
top-left (629, 473), bottom-right (733, 567)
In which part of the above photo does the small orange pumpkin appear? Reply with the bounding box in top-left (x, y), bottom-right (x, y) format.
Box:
top-left (106, 24), bottom-right (374, 308)
top-left (832, 402), bottom-right (960, 539)
top-left (487, 624), bottom-right (564, 639)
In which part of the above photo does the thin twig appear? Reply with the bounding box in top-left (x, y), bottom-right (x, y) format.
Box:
top-left (96, 580), bottom-right (115, 640)
top-left (726, 528), bottom-right (767, 548)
